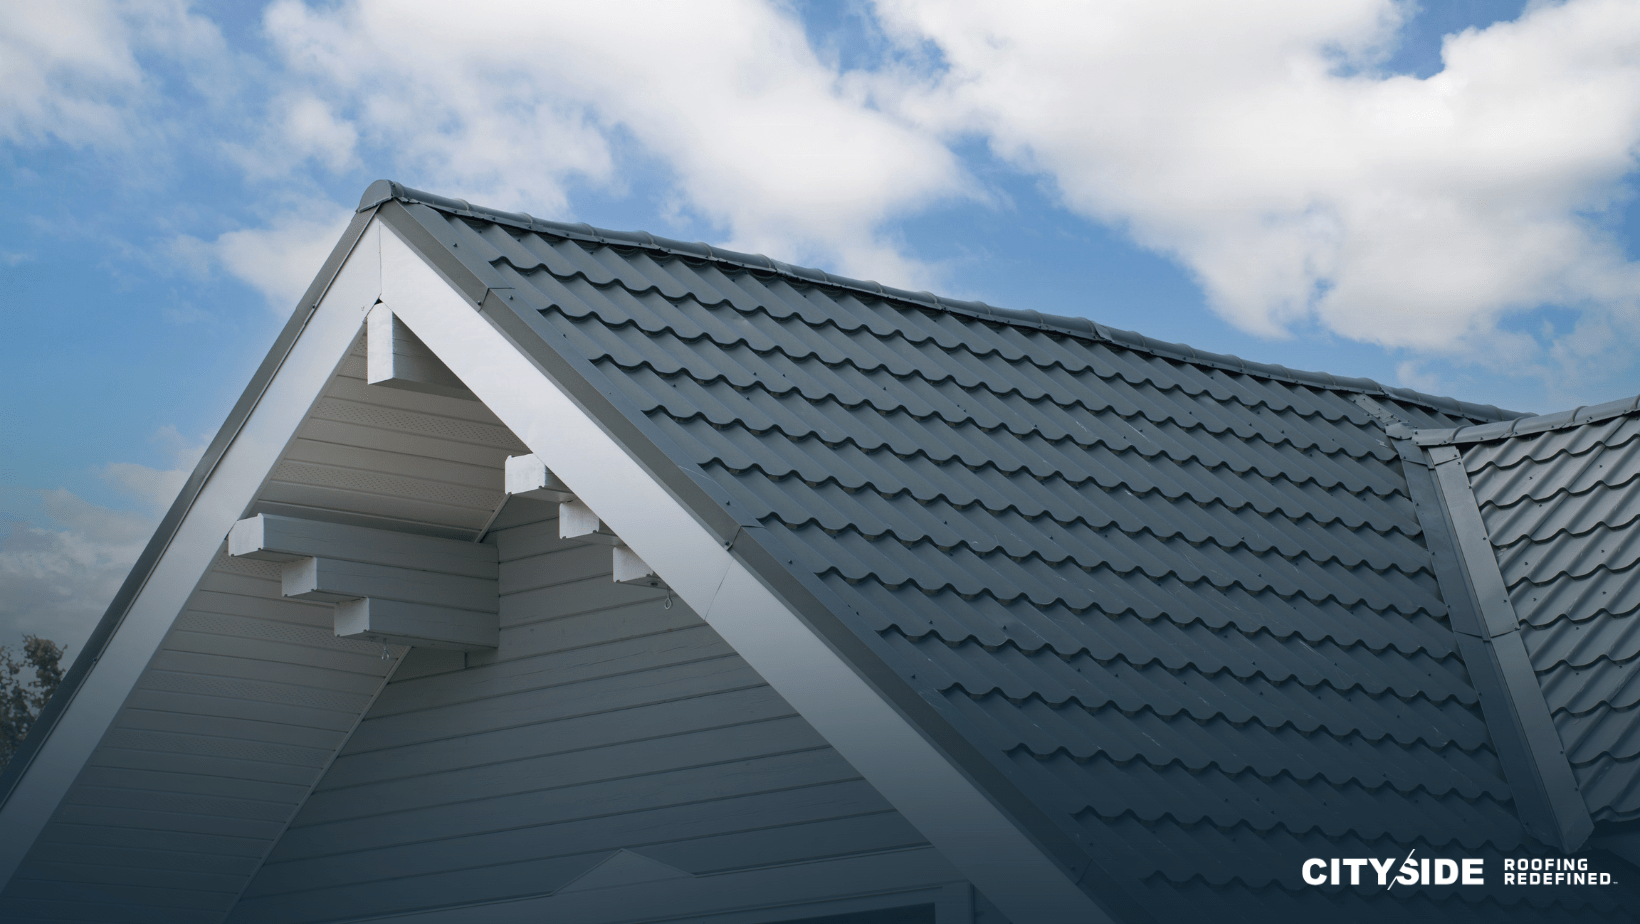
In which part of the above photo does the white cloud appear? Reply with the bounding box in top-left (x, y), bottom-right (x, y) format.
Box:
top-left (0, 0), bottom-right (228, 149)
top-left (0, 0), bottom-right (146, 146)
top-left (100, 425), bottom-right (206, 508)
top-left (0, 428), bottom-right (207, 655)
top-left (871, 0), bottom-right (1640, 380)
top-left (14, 0), bottom-right (1640, 396)
top-left (224, 93), bottom-right (359, 179)
top-left (199, 204), bottom-right (353, 314)
top-left (0, 495), bottom-right (149, 655)
top-left (260, 0), bottom-right (969, 286)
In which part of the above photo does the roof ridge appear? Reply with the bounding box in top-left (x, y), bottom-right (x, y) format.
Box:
top-left (1415, 395), bottom-right (1640, 447)
top-left (359, 179), bottom-right (1518, 424)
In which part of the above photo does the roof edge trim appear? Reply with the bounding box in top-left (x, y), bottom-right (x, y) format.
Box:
top-left (0, 204), bottom-right (384, 812)
top-left (1414, 394), bottom-right (1640, 447)
top-left (357, 179), bottom-right (1519, 424)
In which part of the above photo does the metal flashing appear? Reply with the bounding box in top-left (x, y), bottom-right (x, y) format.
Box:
top-left (1349, 392), bottom-right (1407, 428)
top-left (1410, 437), bottom-right (1594, 851)
top-left (1429, 449), bottom-right (1519, 639)
top-left (1394, 441), bottom-right (1485, 639)
top-left (1388, 431), bottom-right (1570, 849)
top-left (1415, 396), bottom-right (1640, 447)
top-left (1491, 629), bottom-right (1597, 849)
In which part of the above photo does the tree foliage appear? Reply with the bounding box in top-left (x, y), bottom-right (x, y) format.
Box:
top-left (0, 635), bottom-right (65, 771)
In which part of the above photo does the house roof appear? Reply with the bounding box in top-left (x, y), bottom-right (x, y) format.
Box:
top-left (5, 179), bottom-right (1635, 922)
top-left (355, 183), bottom-right (1634, 920)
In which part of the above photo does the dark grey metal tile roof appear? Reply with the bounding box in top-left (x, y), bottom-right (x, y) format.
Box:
top-left (372, 183), bottom-right (1633, 921)
top-left (1461, 411), bottom-right (1640, 824)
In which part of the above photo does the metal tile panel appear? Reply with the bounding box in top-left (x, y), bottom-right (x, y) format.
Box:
top-left (384, 202), bottom-right (1634, 919)
top-left (1464, 410), bottom-right (1640, 824)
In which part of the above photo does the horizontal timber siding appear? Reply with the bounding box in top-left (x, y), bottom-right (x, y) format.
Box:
top-left (256, 336), bottom-right (528, 539)
top-left (0, 554), bottom-right (400, 924)
top-left (228, 510), bottom-right (938, 924)
top-left (0, 337), bottom-right (525, 924)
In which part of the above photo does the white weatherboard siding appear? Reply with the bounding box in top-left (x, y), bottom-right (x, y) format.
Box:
top-left (0, 222), bottom-right (387, 918)
top-left (263, 335), bottom-right (527, 537)
top-left (0, 554), bottom-right (405, 920)
top-left (376, 222), bottom-right (1110, 922)
top-left (230, 508), bottom-right (952, 922)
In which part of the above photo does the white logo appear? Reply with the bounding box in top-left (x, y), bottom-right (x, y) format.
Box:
top-left (1503, 857), bottom-right (1613, 886)
top-left (1301, 851), bottom-right (1481, 887)
top-left (1302, 852), bottom-right (1619, 888)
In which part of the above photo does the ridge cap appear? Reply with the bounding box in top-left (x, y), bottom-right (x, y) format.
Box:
top-left (363, 179), bottom-right (1522, 424)
top-left (1414, 394), bottom-right (1640, 447)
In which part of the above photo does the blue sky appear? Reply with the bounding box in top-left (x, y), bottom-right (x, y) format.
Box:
top-left (4, 0), bottom-right (1639, 652)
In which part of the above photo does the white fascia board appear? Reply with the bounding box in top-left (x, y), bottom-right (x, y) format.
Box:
top-left (378, 222), bottom-right (1109, 924)
top-left (0, 221), bottom-right (384, 885)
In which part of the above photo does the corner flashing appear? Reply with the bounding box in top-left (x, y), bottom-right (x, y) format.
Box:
top-left (1397, 434), bottom-right (1593, 852)
top-left (1427, 448), bottom-right (1518, 640)
top-left (358, 178), bottom-right (403, 212)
